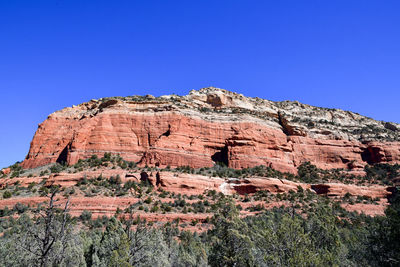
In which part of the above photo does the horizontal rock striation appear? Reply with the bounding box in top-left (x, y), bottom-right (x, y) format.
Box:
top-left (0, 169), bottom-right (392, 216)
top-left (21, 88), bottom-right (400, 173)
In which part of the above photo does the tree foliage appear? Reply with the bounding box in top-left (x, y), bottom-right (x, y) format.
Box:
top-left (0, 188), bottom-right (400, 266)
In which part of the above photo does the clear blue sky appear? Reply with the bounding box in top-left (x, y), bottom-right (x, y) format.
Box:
top-left (1, 0), bottom-right (399, 168)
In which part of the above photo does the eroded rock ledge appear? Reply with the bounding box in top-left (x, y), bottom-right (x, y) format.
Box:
top-left (0, 169), bottom-right (392, 217)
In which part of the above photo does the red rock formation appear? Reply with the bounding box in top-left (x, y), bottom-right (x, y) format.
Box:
top-left (0, 169), bottom-right (392, 216)
top-left (1, 169), bottom-right (391, 199)
top-left (311, 183), bottom-right (390, 198)
top-left (20, 89), bottom-right (400, 173)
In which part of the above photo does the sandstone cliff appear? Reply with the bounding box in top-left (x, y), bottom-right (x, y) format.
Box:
top-left (21, 87), bottom-right (400, 173)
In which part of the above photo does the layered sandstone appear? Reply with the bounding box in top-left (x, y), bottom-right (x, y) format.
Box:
top-left (0, 169), bottom-right (392, 199)
top-left (0, 169), bottom-right (392, 216)
top-left (21, 88), bottom-right (400, 173)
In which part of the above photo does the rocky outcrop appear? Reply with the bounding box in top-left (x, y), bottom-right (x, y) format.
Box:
top-left (311, 183), bottom-right (390, 198)
top-left (0, 169), bottom-right (392, 216)
top-left (21, 88), bottom-right (400, 173)
top-left (1, 169), bottom-right (392, 199)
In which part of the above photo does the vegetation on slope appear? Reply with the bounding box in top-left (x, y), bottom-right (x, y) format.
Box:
top-left (0, 153), bottom-right (399, 266)
top-left (0, 186), bottom-right (399, 266)
top-left (4, 151), bottom-right (399, 186)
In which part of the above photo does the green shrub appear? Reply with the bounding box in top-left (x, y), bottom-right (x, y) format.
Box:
top-left (297, 162), bottom-right (320, 183)
top-left (50, 163), bottom-right (65, 174)
top-left (144, 197), bottom-right (152, 204)
top-left (28, 182), bottom-right (36, 190)
top-left (3, 190), bottom-right (12, 199)
top-left (109, 175), bottom-right (122, 185)
top-left (13, 203), bottom-right (28, 214)
top-left (150, 205), bottom-right (159, 213)
top-left (365, 163), bottom-right (400, 184)
top-left (101, 152), bottom-right (112, 162)
top-left (79, 210), bottom-right (92, 221)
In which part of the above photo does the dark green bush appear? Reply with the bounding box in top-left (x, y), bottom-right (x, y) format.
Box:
top-left (297, 161), bottom-right (320, 183)
top-left (2, 190), bottom-right (12, 199)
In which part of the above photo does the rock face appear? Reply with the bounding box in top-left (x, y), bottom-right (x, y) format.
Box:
top-left (21, 88), bottom-right (400, 173)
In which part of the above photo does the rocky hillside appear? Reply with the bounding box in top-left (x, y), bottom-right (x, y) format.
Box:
top-left (1, 155), bottom-right (397, 220)
top-left (1, 90), bottom-right (399, 266)
top-left (21, 87), bottom-right (400, 173)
